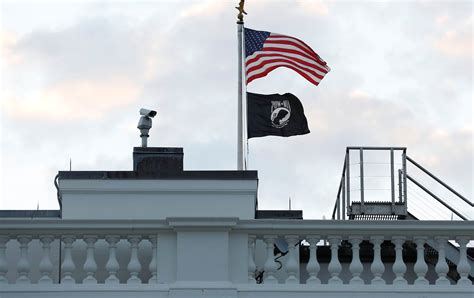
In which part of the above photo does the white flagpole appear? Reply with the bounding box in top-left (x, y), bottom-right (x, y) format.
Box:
top-left (236, 3), bottom-right (245, 171)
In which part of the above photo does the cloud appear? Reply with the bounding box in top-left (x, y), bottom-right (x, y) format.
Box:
top-left (0, 30), bottom-right (23, 65)
top-left (296, 0), bottom-right (329, 16)
top-left (3, 77), bottom-right (141, 121)
top-left (8, 16), bottom-right (156, 83)
top-left (179, 0), bottom-right (227, 19)
top-left (434, 28), bottom-right (472, 58)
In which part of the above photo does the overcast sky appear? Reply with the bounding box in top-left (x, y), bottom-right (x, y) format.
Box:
top-left (1, 0), bottom-right (472, 220)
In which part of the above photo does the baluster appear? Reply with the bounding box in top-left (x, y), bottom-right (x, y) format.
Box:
top-left (391, 236), bottom-right (407, 285)
top-left (105, 235), bottom-right (120, 284)
top-left (127, 235), bottom-right (142, 284)
top-left (306, 235), bottom-right (320, 284)
top-left (434, 237), bottom-right (449, 285)
top-left (370, 236), bottom-right (385, 285)
top-left (263, 235), bottom-right (278, 284)
top-left (247, 235), bottom-right (256, 283)
top-left (349, 236), bottom-right (364, 284)
top-left (327, 236), bottom-right (342, 284)
top-left (455, 237), bottom-right (471, 286)
top-left (61, 235), bottom-right (76, 284)
top-left (413, 236), bottom-right (428, 285)
top-left (0, 235), bottom-right (9, 285)
top-left (16, 235), bottom-right (32, 284)
top-left (38, 235), bottom-right (54, 284)
top-left (284, 235), bottom-right (299, 284)
top-left (148, 235), bottom-right (157, 284)
top-left (83, 235), bottom-right (98, 284)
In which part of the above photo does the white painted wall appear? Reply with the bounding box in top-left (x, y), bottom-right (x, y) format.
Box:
top-left (59, 179), bottom-right (258, 220)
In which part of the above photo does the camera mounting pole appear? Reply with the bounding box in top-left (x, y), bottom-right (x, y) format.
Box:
top-left (137, 108), bottom-right (157, 148)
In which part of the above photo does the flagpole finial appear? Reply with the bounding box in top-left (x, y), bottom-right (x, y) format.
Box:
top-left (236, 0), bottom-right (247, 23)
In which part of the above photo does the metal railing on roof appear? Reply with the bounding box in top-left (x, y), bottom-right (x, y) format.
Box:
top-left (332, 146), bottom-right (473, 221)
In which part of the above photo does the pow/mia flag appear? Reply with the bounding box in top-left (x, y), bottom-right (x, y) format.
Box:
top-left (247, 92), bottom-right (310, 139)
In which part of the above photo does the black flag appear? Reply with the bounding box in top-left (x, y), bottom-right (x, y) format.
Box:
top-left (247, 92), bottom-right (310, 139)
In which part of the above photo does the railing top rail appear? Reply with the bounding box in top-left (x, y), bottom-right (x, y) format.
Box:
top-left (406, 155), bottom-right (473, 207)
top-left (0, 218), bottom-right (171, 235)
top-left (235, 219), bottom-right (474, 236)
top-left (346, 146), bottom-right (407, 151)
top-left (0, 218), bottom-right (472, 235)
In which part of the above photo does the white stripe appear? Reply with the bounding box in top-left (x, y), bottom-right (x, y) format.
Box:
top-left (262, 43), bottom-right (316, 60)
top-left (247, 61), bottom-right (323, 83)
top-left (267, 34), bottom-right (315, 54)
top-left (245, 54), bottom-right (328, 77)
top-left (245, 51), bottom-right (328, 75)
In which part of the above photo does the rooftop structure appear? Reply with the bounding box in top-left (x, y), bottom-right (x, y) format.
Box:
top-left (0, 144), bottom-right (472, 298)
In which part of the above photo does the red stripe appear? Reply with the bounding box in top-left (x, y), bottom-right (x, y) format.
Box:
top-left (265, 39), bottom-right (320, 61)
top-left (247, 64), bottom-right (320, 86)
top-left (246, 59), bottom-right (324, 80)
top-left (246, 56), bottom-right (325, 80)
top-left (245, 52), bottom-right (329, 74)
top-left (269, 34), bottom-right (326, 65)
top-left (259, 46), bottom-right (316, 64)
top-left (247, 61), bottom-right (324, 84)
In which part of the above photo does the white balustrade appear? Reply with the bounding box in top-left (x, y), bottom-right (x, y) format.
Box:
top-left (413, 236), bottom-right (428, 285)
top-left (61, 235), bottom-right (76, 284)
top-left (0, 235), bottom-right (8, 285)
top-left (105, 235), bottom-right (120, 284)
top-left (247, 235), bottom-right (256, 283)
top-left (391, 236), bottom-right (407, 285)
top-left (455, 236), bottom-right (471, 286)
top-left (434, 236), bottom-right (449, 285)
top-left (284, 235), bottom-right (299, 284)
top-left (38, 235), bottom-right (54, 284)
top-left (83, 235), bottom-right (98, 284)
top-left (327, 236), bottom-right (342, 284)
top-left (263, 235), bottom-right (278, 284)
top-left (16, 235), bottom-right (32, 284)
top-left (148, 235), bottom-right (157, 284)
top-left (127, 235), bottom-right (142, 284)
top-left (0, 220), bottom-right (472, 289)
top-left (349, 236), bottom-right (364, 285)
top-left (370, 236), bottom-right (385, 285)
top-left (305, 235), bottom-right (320, 284)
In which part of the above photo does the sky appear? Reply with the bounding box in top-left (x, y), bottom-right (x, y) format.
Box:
top-left (0, 0), bottom-right (472, 220)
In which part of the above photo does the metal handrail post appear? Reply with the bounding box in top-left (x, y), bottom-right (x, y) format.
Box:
top-left (402, 149), bottom-right (408, 207)
top-left (390, 148), bottom-right (395, 213)
top-left (342, 174), bottom-right (346, 220)
top-left (346, 149), bottom-right (350, 212)
top-left (398, 169), bottom-right (403, 203)
top-left (360, 148), bottom-right (365, 213)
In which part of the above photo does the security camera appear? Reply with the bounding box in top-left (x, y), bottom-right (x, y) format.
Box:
top-left (137, 108), bottom-right (157, 147)
top-left (139, 108), bottom-right (157, 118)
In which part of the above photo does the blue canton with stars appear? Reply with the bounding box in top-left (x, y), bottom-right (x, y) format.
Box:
top-left (244, 28), bottom-right (271, 58)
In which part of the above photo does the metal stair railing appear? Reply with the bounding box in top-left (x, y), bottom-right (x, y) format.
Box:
top-left (332, 146), bottom-right (472, 221)
top-left (404, 154), bottom-right (472, 221)
top-left (405, 173), bottom-right (468, 220)
top-left (332, 146), bottom-right (407, 220)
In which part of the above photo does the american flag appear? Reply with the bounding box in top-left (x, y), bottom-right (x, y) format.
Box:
top-left (244, 28), bottom-right (330, 86)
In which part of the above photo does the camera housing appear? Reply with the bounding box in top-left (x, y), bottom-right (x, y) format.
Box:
top-left (139, 108), bottom-right (157, 118)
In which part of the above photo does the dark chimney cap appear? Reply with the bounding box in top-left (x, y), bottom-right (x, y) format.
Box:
top-left (133, 147), bottom-right (183, 174)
